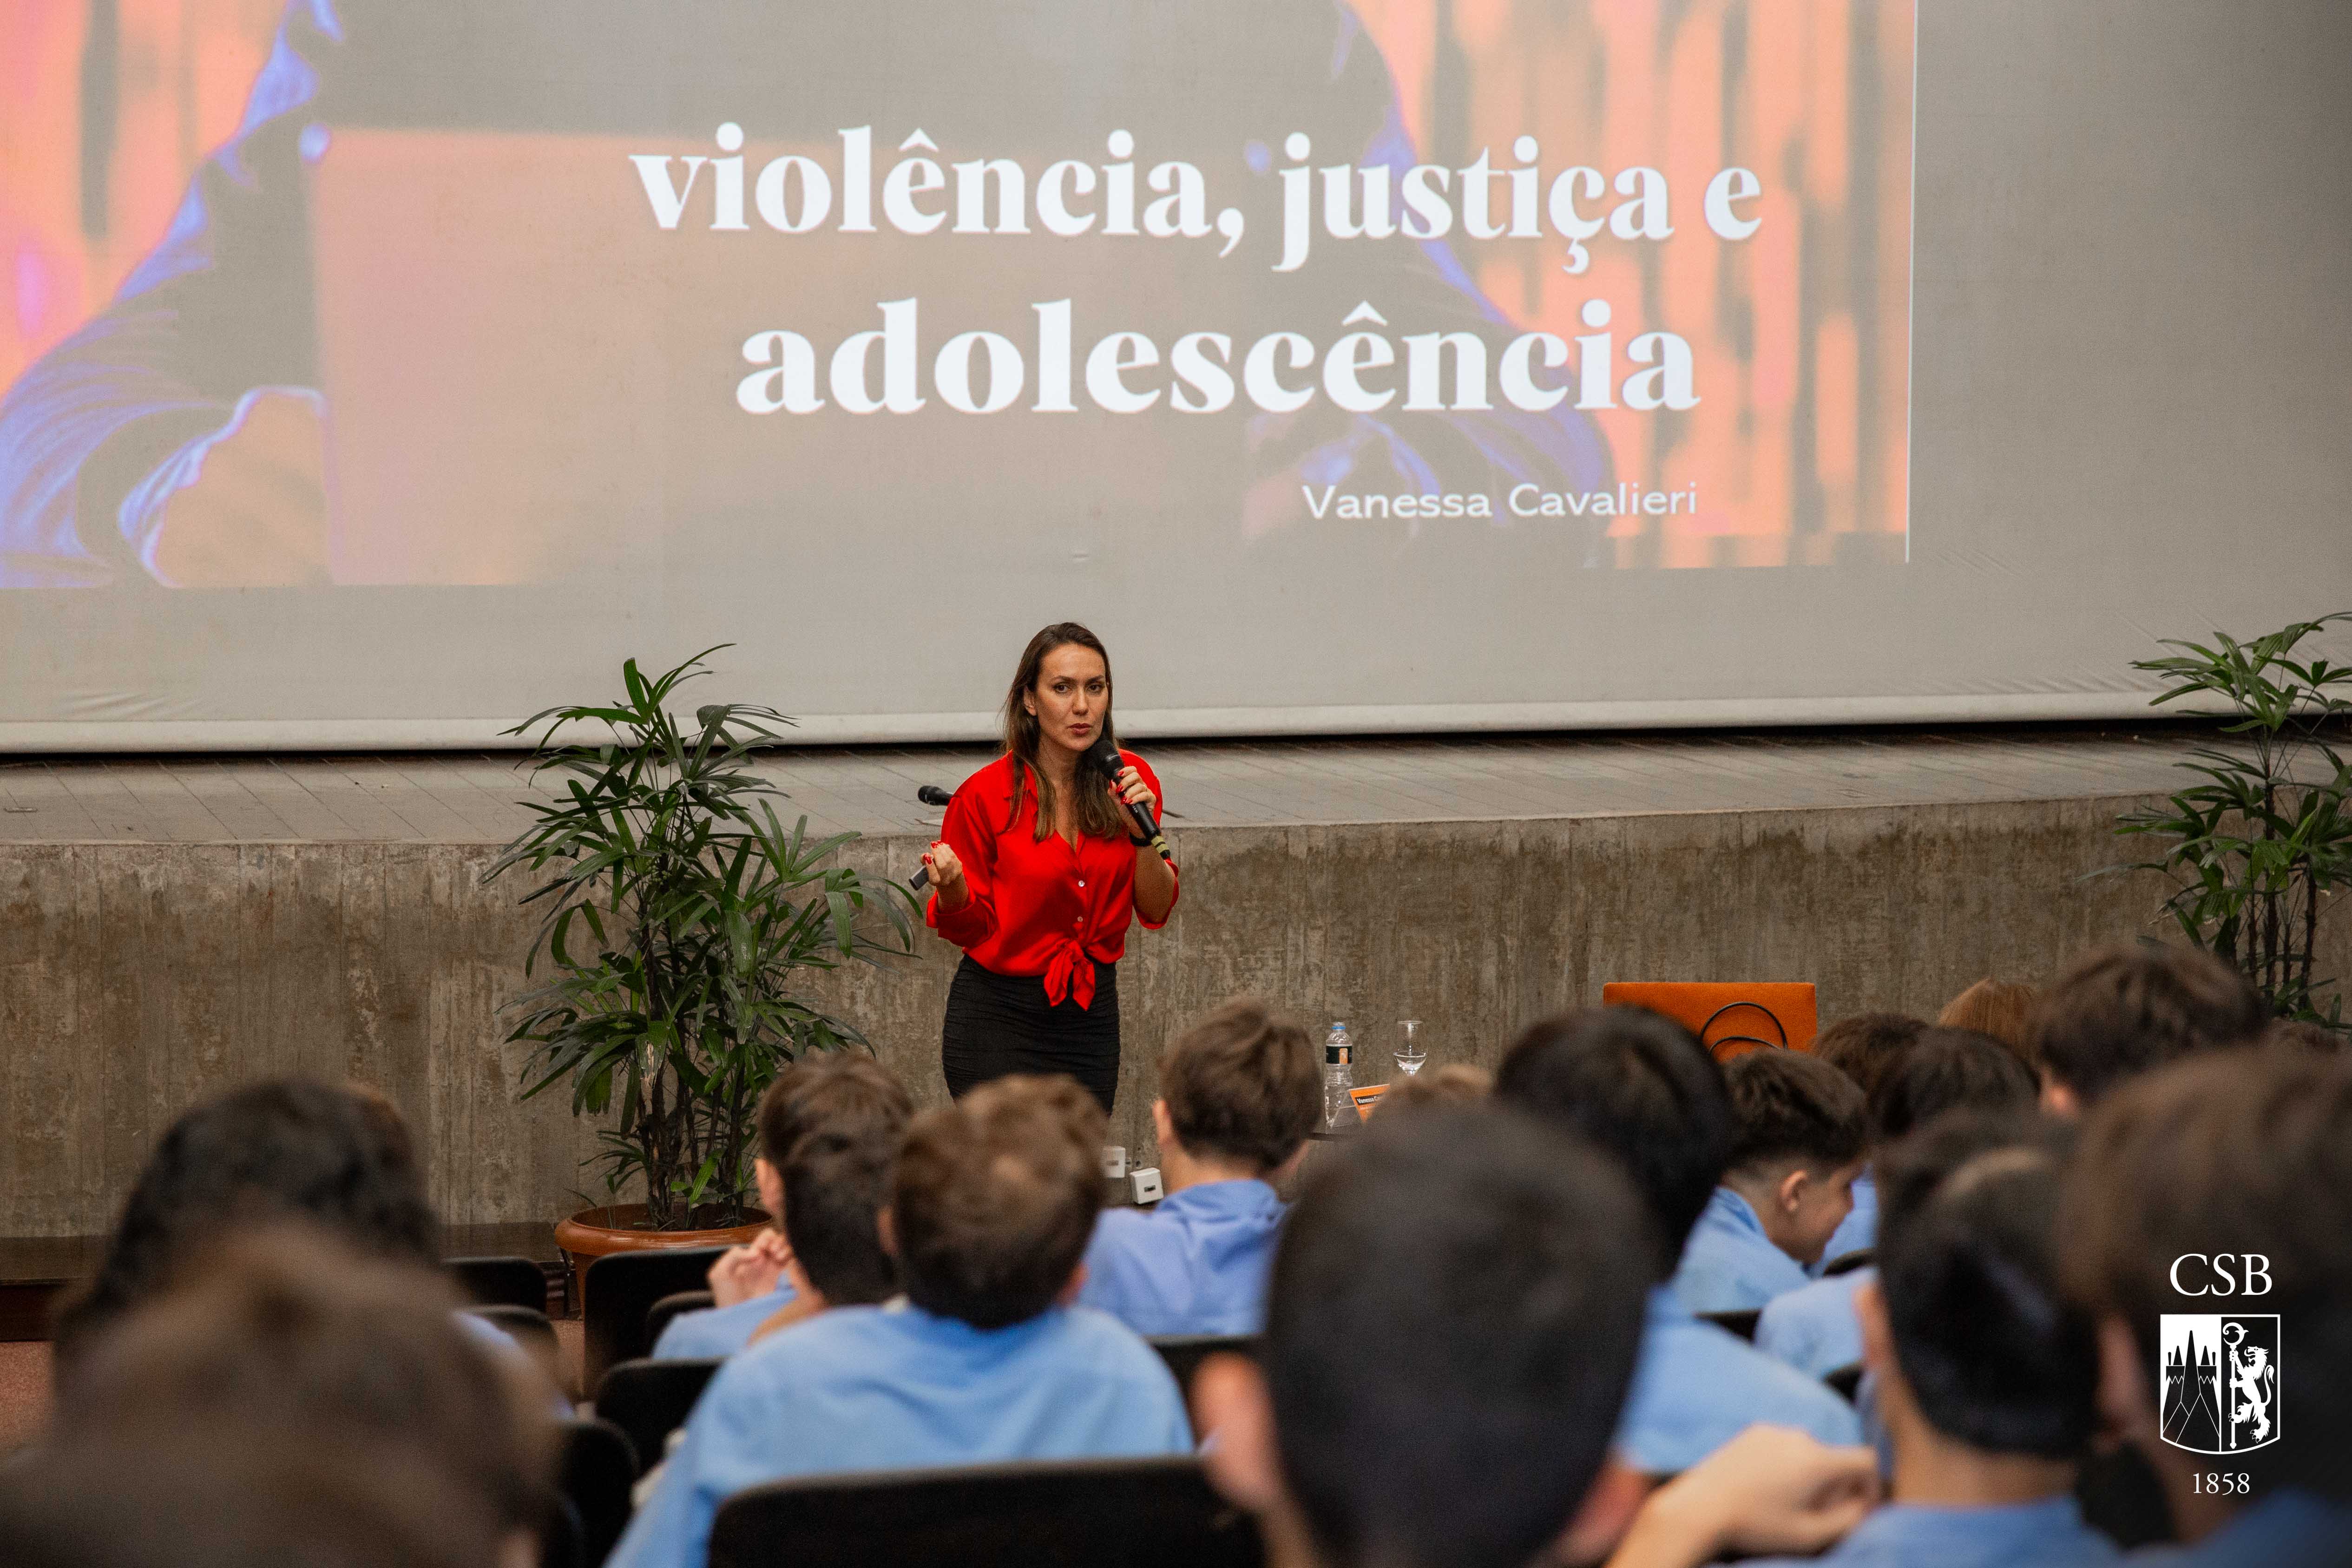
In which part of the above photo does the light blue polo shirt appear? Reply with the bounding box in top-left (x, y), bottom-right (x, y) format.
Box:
top-left (1615, 1286), bottom-right (1864, 1475)
top-left (1814, 1168), bottom-right (1878, 1275)
top-left (1671, 1187), bottom-right (1815, 1314)
top-left (650, 1280), bottom-right (797, 1360)
top-left (1077, 1178), bottom-right (1284, 1338)
top-left (1754, 1266), bottom-right (1874, 1379)
top-left (2131, 1490), bottom-right (2352, 1568)
top-left (1742, 1495), bottom-right (2120, 1568)
top-left (607, 1300), bottom-right (1193, 1568)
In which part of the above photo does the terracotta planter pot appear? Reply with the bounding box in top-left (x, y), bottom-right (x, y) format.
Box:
top-left (553, 1203), bottom-right (774, 1266)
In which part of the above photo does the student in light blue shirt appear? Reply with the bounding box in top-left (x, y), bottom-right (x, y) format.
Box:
top-left (1814, 1171), bottom-right (1877, 1274)
top-left (1194, 1105), bottom-right (1661, 1568)
top-left (1743, 1115), bottom-right (2116, 1568)
top-left (2058, 1046), bottom-right (2352, 1568)
top-left (1491, 1007), bottom-right (1860, 1475)
top-left (1616, 1284), bottom-right (1863, 1472)
top-left (608, 1076), bottom-right (1191, 1568)
top-left (1758, 1030), bottom-right (2037, 1379)
top-left (1080, 998), bottom-right (1320, 1337)
top-left (650, 1055), bottom-right (914, 1361)
top-left (1672, 1050), bottom-right (1866, 1314)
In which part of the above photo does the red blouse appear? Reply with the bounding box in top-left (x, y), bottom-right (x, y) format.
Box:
top-left (926, 752), bottom-right (1176, 1009)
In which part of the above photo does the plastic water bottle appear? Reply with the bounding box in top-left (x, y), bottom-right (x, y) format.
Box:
top-left (1322, 1022), bottom-right (1357, 1132)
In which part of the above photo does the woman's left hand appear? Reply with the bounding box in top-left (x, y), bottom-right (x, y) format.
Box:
top-left (1111, 765), bottom-right (1157, 832)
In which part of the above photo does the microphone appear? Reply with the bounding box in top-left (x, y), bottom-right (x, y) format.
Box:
top-left (908, 785), bottom-right (953, 891)
top-left (1084, 733), bottom-right (1174, 864)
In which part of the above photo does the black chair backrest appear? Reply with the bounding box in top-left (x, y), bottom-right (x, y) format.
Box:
top-left (555, 1417), bottom-right (640, 1568)
top-left (593, 1357), bottom-right (724, 1478)
top-left (708, 1456), bottom-right (1262, 1568)
top-left (1821, 1248), bottom-right (1875, 1278)
top-left (1824, 1363), bottom-right (1864, 1404)
top-left (581, 1248), bottom-right (725, 1388)
top-left (1147, 1335), bottom-right (1257, 1395)
top-left (451, 1254), bottom-right (552, 1312)
top-left (468, 1303), bottom-right (561, 1357)
top-left (1697, 1309), bottom-right (1761, 1342)
top-left (645, 1289), bottom-right (716, 1351)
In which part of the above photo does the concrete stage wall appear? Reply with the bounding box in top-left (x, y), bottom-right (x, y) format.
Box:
top-left (11, 784), bottom-right (2315, 1237)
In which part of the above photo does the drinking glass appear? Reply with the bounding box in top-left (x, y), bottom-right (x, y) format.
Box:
top-left (1394, 1019), bottom-right (1427, 1077)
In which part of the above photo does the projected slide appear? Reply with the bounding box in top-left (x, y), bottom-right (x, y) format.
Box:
top-left (0, 0), bottom-right (1938, 744)
top-left (2, 0), bottom-right (1912, 591)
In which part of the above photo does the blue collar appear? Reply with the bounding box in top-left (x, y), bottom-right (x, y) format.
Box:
top-left (1155, 1178), bottom-right (1283, 1219)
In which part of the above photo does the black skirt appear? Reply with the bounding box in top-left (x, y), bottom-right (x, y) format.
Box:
top-left (941, 955), bottom-right (1120, 1114)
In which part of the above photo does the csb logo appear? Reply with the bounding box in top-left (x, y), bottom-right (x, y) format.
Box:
top-left (2160, 1315), bottom-right (2281, 1454)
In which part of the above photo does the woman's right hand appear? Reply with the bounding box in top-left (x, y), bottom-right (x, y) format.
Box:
top-left (923, 840), bottom-right (968, 905)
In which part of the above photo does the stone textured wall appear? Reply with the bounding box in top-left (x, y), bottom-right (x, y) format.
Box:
top-left (7, 793), bottom-right (2321, 1237)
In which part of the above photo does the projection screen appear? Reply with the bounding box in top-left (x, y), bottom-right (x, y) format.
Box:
top-left (2, 0), bottom-right (2348, 748)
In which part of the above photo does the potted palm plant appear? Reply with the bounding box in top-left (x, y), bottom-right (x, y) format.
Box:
top-left (484, 649), bottom-right (916, 1260)
top-left (2112, 613), bottom-right (2352, 1027)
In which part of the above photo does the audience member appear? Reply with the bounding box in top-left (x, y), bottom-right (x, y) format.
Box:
top-left (54, 1226), bottom-right (553, 1550)
top-left (2028, 944), bottom-right (2267, 1115)
top-left (1938, 978), bottom-right (2041, 1066)
top-left (1611, 1112), bottom-right (2109, 1568)
top-left (651, 1054), bottom-right (913, 1359)
top-left (51, 1078), bottom-right (435, 1374)
top-left (1494, 1009), bottom-right (1862, 1474)
top-left (0, 1439), bottom-right (511, 1568)
top-left (1812, 1013), bottom-right (1930, 1102)
top-left (1078, 997), bottom-right (1317, 1336)
top-left (1675, 1049), bottom-right (1866, 1313)
top-left (2060, 1048), bottom-right (2352, 1565)
top-left (610, 1075), bottom-right (1191, 1568)
top-left (1195, 1105), bottom-right (1660, 1568)
top-left (1373, 1061), bottom-right (1495, 1117)
top-left (1806, 1012), bottom-right (1926, 1272)
top-left (1757, 1029), bottom-right (2038, 1378)
top-left (744, 1107), bottom-right (907, 1339)
top-left (1751, 1115), bottom-right (2115, 1567)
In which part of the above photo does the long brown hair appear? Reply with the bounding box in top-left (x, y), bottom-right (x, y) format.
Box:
top-left (1003, 623), bottom-right (1125, 841)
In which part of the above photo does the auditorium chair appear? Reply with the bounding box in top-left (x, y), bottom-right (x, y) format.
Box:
top-left (705, 1456), bottom-right (1263, 1568)
top-left (467, 1302), bottom-right (561, 1357)
top-left (547, 1417), bottom-right (639, 1568)
top-left (580, 1247), bottom-right (726, 1387)
top-left (451, 1254), bottom-right (557, 1312)
top-left (1824, 1364), bottom-right (1864, 1404)
top-left (1147, 1334), bottom-right (1257, 1398)
top-left (1696, 1308), bottom-right (1761, 1342)
top-left (593, 1357), bottom-right (723, 1478)
top-left (1820, 1247), bottom-right (1875, 1277)
top-left (644, 1288), bottom-right (716, 1350)
top-left (1599, 982), bottom-right (1819, 1060)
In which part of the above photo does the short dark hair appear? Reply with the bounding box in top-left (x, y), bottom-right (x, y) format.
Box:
top-left (52, 1079), bottom-right (435, 1370)
top-left (1867, 1027), bottom-right (2039, 1146)
top-left (2060, 1047), bottom-right (2352, 1501)
top-left (756, 1055), bottom-right (915, 1169)
top-left (1875, 1114), bottom-right (2096, 1456)
top-left (56, 1226), bottom-right (552, 1532)
top-left (0, 1438), bottom-right (501, 1568)
top-left (1266, 1107), bottom-right (1650, 1568)
top-left (1493, 1007), bottom-right (1731, 1277)
top-left (782, 1127), bottom-right (901, 1307)
top-left (2029, 944), bottom-right (2268, 1106)
top-left (1811, 1012), bottom-right (1929, 1099)
top-left (1160, 997), bottom-right (1320, 1172)
top-left (891, 1076), bottom-right (1103, 1329)
top-left (1724, 1049), bottom-right (1866, 1174)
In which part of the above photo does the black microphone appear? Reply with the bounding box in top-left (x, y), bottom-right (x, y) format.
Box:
top-left (908, 785), bottom-right (954, 891)
top-left (1084, 734), bottom-right (1174, 864)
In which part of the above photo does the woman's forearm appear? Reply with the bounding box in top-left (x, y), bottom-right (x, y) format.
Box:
top-left (1132, 845), bottom-right (1177, 924)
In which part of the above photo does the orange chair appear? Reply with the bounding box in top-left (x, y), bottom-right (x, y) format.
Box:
top-left (1600, 982), bottom-right (1819, 1062)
